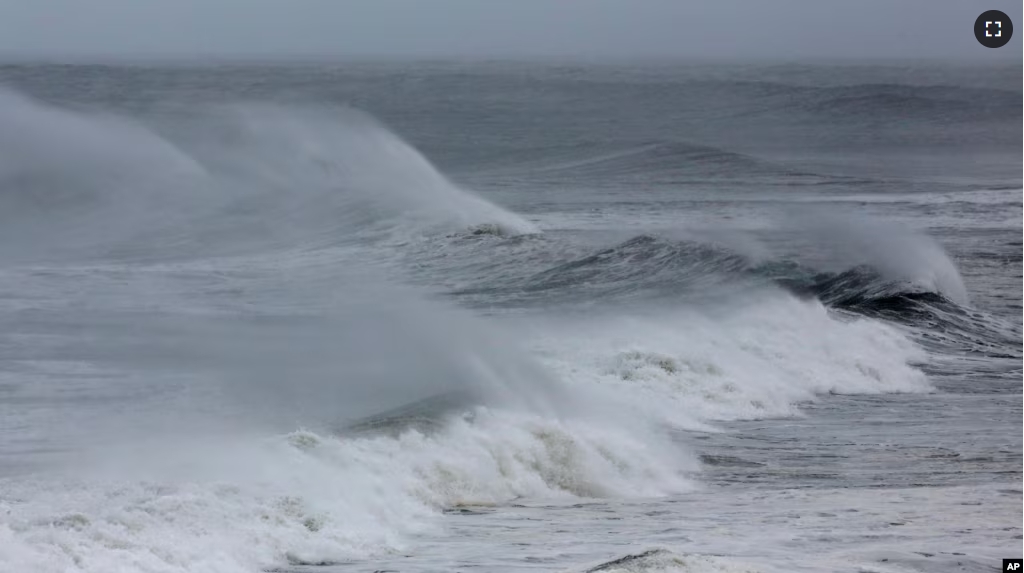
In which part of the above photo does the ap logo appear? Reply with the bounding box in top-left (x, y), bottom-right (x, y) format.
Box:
top-left (1005, 559), bottom-right (1023, 571)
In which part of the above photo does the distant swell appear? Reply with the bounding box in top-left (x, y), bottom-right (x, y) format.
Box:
top-left (472, 140), bottom-right (829, 185)
top-left (802, 83), bottom-right (1023, 120)
top-left (529, 141), bottom-right (764, 174)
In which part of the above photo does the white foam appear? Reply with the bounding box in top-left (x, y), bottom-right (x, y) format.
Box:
top-left (0, 88), bottom-right (948, 573)
top-left (0, 409), bottom-right (693, 573)
top-left (523, 292), bottom-right (930, 428)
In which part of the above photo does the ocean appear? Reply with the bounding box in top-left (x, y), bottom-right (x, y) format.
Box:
top-left (0, 61), bottom-right (1020, 573)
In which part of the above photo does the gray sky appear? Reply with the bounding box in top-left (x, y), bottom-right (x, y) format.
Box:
top-left (0, 0), bottom-right (1020, 61)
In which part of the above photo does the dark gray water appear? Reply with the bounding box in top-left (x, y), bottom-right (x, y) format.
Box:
top-left (0, 62), bottom-right (1020, 573)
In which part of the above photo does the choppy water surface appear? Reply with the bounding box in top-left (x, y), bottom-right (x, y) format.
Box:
top-left (0, 62), bottom-right (1020, 573)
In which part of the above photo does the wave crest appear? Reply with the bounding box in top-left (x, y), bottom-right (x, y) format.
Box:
top-left (0, 409), bottom-right (693, 573)
top-left (0, 90), bottom-right (536, 263)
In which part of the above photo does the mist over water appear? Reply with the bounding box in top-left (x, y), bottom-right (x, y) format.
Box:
top-left (784, 212), bottom-right (970, 305)
top-left (0, 90), bottom-right (535, 264)
top-left (0, 83), bottom-right (702, 571)
top-left (0, 87), bottom-right (569, 448)
top-left (0, 62), bottom-right (1019, 573)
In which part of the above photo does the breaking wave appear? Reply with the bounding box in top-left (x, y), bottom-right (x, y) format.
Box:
top-left (0, 409), bottom-right (693, 573)
top-left (0, 89), bottom-right (535, 264)
top-left (0, 89), bottom-right (960, 573)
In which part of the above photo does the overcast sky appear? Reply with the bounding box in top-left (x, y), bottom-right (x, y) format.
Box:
top-left (0, 0), bottom-right (1020, 61)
